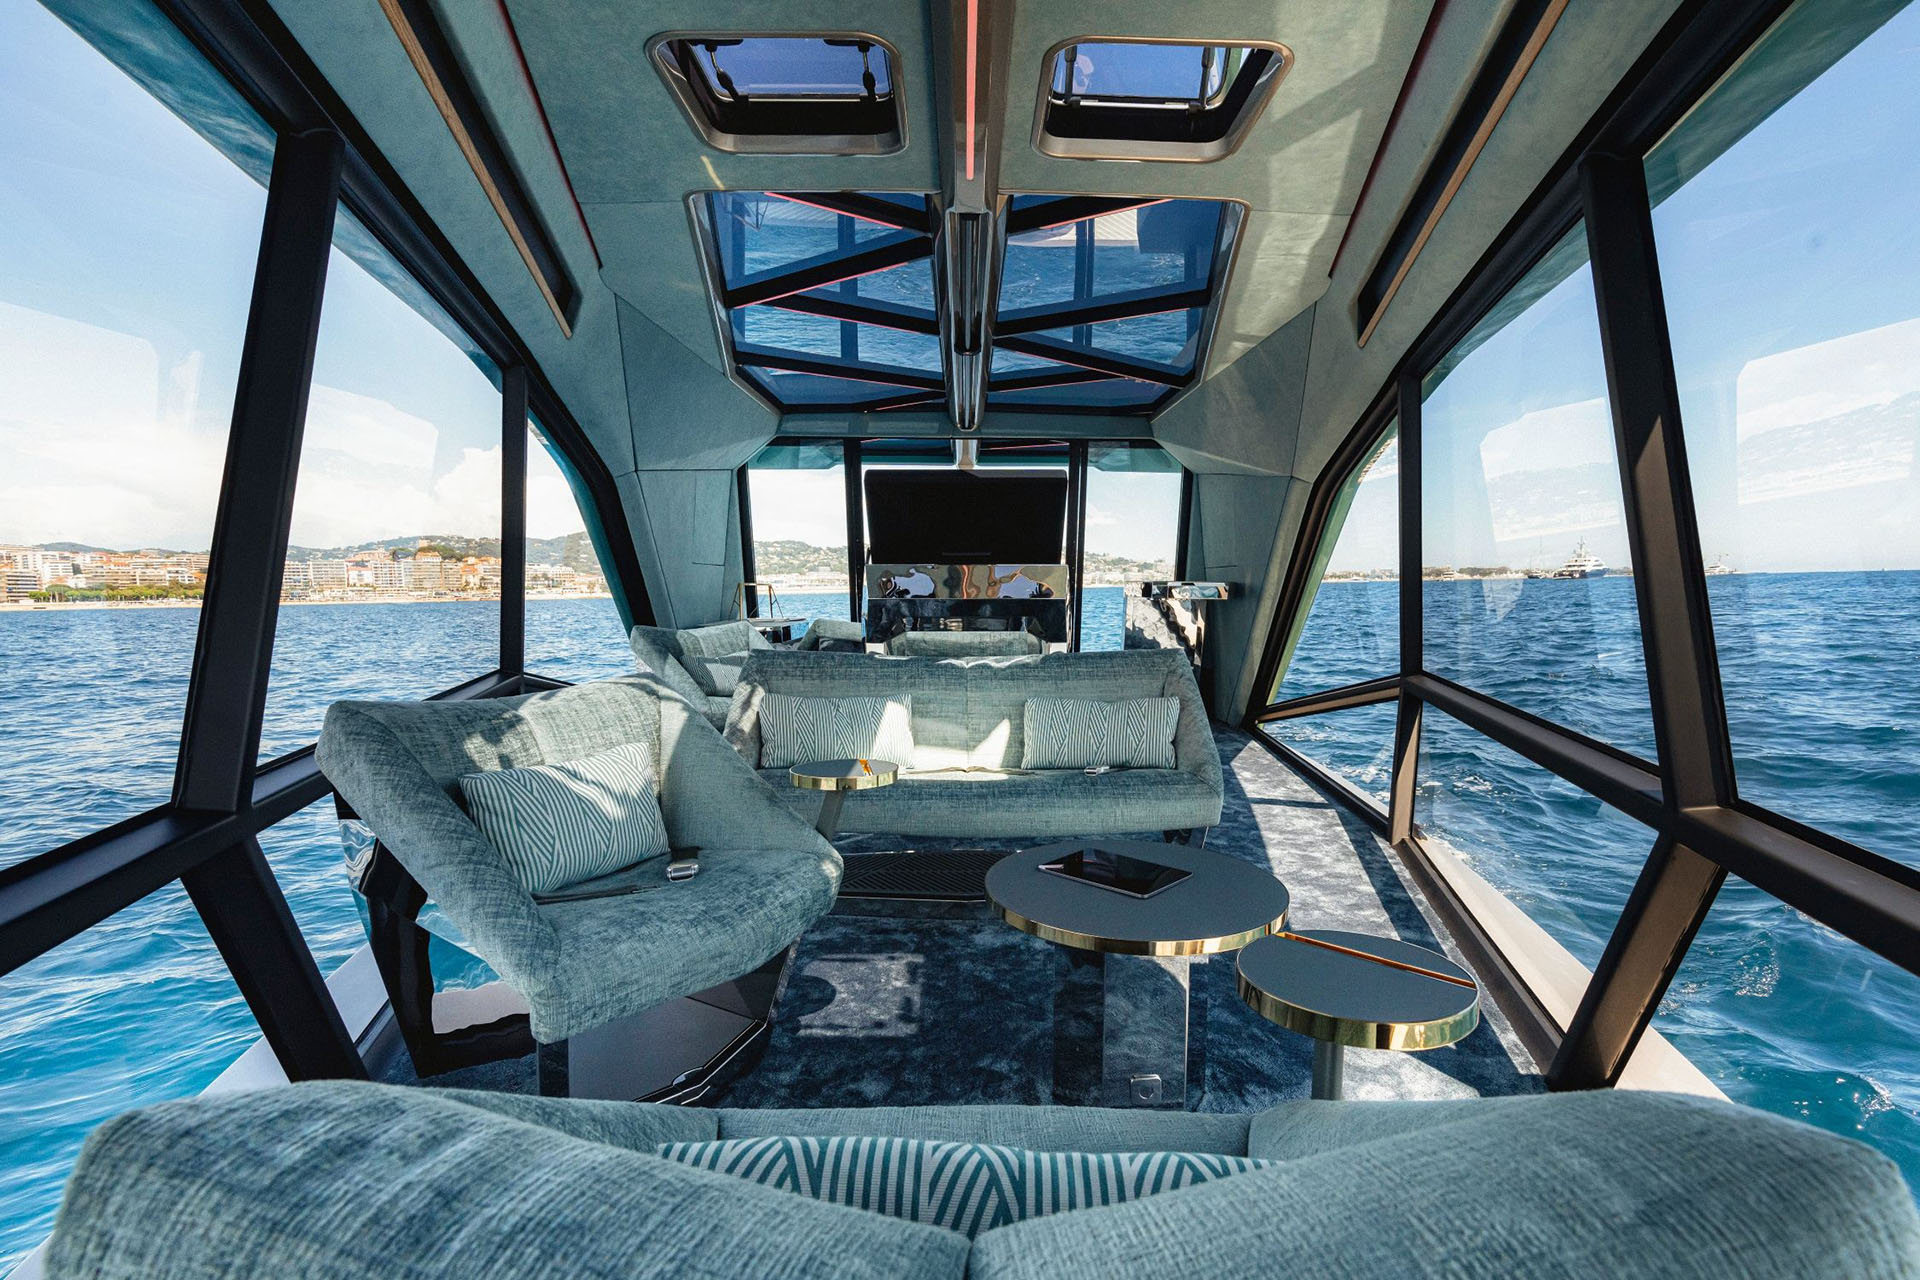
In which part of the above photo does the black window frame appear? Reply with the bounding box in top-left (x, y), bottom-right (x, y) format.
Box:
top-left (1245, 0), bottom-right (1920, 1089)
top-left (0, 0), bottom-right (653, 1085)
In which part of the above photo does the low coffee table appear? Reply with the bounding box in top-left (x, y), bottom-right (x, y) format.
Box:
top-left (986, 838), bottom-right (1290, 1109)
top-left (1236, 930), bottom-right (1480, 1100)
top-left (789, 759), bottom-right (898, 838)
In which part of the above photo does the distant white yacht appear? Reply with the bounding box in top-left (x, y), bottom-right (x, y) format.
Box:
top-left (1552, 542), bottom-right (1609, 578)
top-left (1705, 553), bottom-right (1736, 576)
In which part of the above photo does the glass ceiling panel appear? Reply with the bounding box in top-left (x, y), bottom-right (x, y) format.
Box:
top-left (991, 347), bottom-right (1071, 376)
top-left (849, 259), bottom-right (936, 310)
top-left (1027, 310), bottom-right (1201, 371)
top-left (1089, 441), bottom-right (1181, 472)
top-left (682, 37), bottom-right (893, 99)
top-left (988, 380), bottom-right (1165, 411)
top-left (744, 368), bottom-right (942, 407)
top-left (707, 191), bottom-right (927, 284)
top-left (735, 308), bottom-right (943, 374)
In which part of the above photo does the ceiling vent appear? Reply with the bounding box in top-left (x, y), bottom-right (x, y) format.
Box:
top-left (650, 34), bottom-right (906, 155)
top-left (1032, 38), bottom-right (1291, 162)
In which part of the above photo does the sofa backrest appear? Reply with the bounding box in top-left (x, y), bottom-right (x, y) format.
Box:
top-left (728, 649), bottom-right (1215, 776)
top-left (630, 621), bottom-right (770, 700)
top-left (885, 629), bottom-right (1044, 658)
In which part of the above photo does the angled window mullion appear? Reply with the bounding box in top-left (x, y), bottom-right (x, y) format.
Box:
top-left (762, 293), bottom-right (941, 335)
top-left (732, 345), bottom-right (944, 391)
top-left (768, 191), bottom-right (933, 234)
top-left (995, 334), bottom-right (1187, 386)
top-left (997, 283), bottom-right (1213, 336)
top-left (1004, 196), bottom-right (1167, 236)
top-left (723, 235), bottom-right (935, 308)
top-left (987, 366), bottom-right (1117, 393)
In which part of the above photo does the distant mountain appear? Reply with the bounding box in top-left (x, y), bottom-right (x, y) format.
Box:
top-left (280, 532), bottom-right (602, 575)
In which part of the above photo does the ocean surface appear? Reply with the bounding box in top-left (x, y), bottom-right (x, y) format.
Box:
top-left (1268, 571), bottom-right (1920, 1197)
top-left (1, 578), bottom-right (1916, 1264)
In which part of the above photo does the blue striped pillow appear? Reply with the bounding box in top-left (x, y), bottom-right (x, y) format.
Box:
top-left (458, 742), bottom-right (669, 893)
top-left (654, 1136), bottom-right (1271, 1238)
top-left (1021, 696), bottom-right (1180, 769)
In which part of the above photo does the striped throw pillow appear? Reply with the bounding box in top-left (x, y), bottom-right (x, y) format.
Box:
top-left (758, 694), bottom-right (916, 770)
top-left (1021, 696), bottom-right (1180, 769)
top-left (655, 1136), bottom-right (1272, 1238)
top-left (458, 742), bottom-right (669, 894)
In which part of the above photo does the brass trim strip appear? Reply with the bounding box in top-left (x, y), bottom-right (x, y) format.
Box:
top-left (1236, 968), bottom-right (1482, 1051)
top-left (789, 762), bottom-right (900, 791)
top-left (375, 0), bottom-right (574, 337)
top-left (1272, 930), bottom-right (1477, 988)
top-left (991, 902), bottom-right (1288, 957)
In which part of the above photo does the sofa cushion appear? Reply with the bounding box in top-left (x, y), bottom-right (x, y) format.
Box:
top-left (759, 693), bottom-right (917, 770)
top-left (457, 742), bottom-right (669, 893)
top-left (681, 652), bottom-right (747, 696)
top-left (762, 765), bottom-right (1221, 839)
top-left (680, 619), bottom-right (770, 657)
top-left (1021, 696), bottom-right (1180, 769)
top-left (886, 630), bottom-right (1043, 657)
top-left (966, 1090), bottom-right (1920, 1280)
top-left (47, 1083), bottom-right (970, 1280)
top-left (717, 1104), bottom-right (1251, 1154)
top-left (656, 1135), bottom-right (1273, 1238)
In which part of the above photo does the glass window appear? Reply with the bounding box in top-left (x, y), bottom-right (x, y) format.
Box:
top-left (1648, 0), bottom-right (1920, 860)
top-left (1272, 428), bottom-right (1398, 702)
top-left (525, 421), bottom-right (625, 684)
top-left (0, 0), bottom-right (269, 866)
top-left (256, 796), bottom-right (368, 980)
top-left (0, 887), bottom-right (253, 1271)
top-left (745, 443), bottom-right (851, 628)
top-left (653, 37), bottom-right (904, 154)
top-left (1260, 702), bottom-right (1397, 809)
top-left (258, 219), bottom-right (503, 762)
top-left (1081, 443), bottom-right (1182, 651)
top-left (1415, 708), bottom-right (1648, 970)
top-left (1420, 226), bottom-right (1655, 759)
top-left (1651, 879), bottom-right (1920, 1198)
top-left (1036, 40), bottom-right (1289, 161)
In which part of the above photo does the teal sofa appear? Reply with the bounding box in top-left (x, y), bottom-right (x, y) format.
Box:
top-left (316, 677), bottom-right (841, 1047)
top-left (884, 628), bottom-right (1045, 657)
top-left (727, 649), bottom-right (1224, 838)
top-left (628, 619), bottom-right (770, 727)
top-left (45, 1082), bottom-right (1920, 1278)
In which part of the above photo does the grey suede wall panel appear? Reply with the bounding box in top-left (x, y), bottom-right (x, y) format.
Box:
top-left (1156, 307), bottom-right (1316, 478)
top-left (1193, 473), bottom-right (1297, 710)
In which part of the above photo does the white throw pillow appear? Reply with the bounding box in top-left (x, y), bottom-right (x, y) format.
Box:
top-left (758, 694), bottom-right (916, 770)
top-left (1021, 696), bottom-right (1181, 770)
top-left (458, 742), bottom-right (669, 893)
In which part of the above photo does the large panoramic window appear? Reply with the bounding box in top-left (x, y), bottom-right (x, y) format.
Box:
top-left (1421, 227), bottom-right (1654, 759)
top-left (1080, 442), bottom-right (1182, 651)
top-left (525, 420), bottom-right (624, 684)
top-left (0, 0), bottom-right (269, 866)
top-left (1649, 0), bottom-right (1920, 861)
top-left (1639, 0), bottom-right (1920, 1194)
top-left (744, 442), bottom-right (851, 627)
top-left (1272, 425), bottom-right (1398, 701)
top-left (1416, 709), bottom-right (1647, 969)
top-left (258, 220), bottom-right (504, 761)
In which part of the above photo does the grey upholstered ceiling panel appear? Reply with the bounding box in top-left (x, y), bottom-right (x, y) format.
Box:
top-left (616, 300), bottom-right (777, 473)
top-left (1155, 306), bottom-right (1315, 478)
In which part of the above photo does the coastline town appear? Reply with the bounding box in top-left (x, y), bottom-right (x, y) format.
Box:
top-left (0, 539), bottom-right (609, 609)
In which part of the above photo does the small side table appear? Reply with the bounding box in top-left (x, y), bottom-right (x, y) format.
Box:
top-left (1236, 930), bottom-right (1479, 1100)
top-left (789, 758), bottom-right (898, 838)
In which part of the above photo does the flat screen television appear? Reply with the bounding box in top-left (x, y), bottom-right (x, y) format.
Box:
top-left (864, 470), bottom-right (1068, 564)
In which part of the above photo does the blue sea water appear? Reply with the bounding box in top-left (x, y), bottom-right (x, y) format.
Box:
top-left (1269, 572), bottom-right (1920, 1196)
top-left (1, 578), bottom-right (1915, 1265)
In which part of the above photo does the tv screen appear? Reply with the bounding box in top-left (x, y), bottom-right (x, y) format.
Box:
top-left (864, 470), bottom-right (1068, 564)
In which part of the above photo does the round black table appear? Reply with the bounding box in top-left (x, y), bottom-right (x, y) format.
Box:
top-left (987, 839), bottom-right (1291, 1108)
top-left (1236, 929), bottom-right (1480, 1100)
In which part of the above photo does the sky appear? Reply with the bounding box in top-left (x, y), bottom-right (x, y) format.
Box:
top-left (3, 0), bottom-right (1917, 574)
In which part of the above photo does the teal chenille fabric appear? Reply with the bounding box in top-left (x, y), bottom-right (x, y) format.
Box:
top-left (1020, 696), bottom-right (1181, 769)
top-left (628, 622), bottom-right (768, 723)
top-left (656, 1135), bottom-right (1273, 1238)
top-left (46, 1084), bottom-right (969, 1280)
top-left (625, 624), bottom-right (711, 709)
top-left (968, 1090), bottom-right (1920, 1280)
top-left (727, 650), bottom-right (1222, 836)
top-left (758, 693), bottom-right (917, 769)
top-left (317, 678), bottom-right (841, 1042)
top-left (718, 1104), bottom-right (1251, 1155)
top-left (458, 742), bottom-right (669, 893)
top-left (885, 630), bottom-right (1043, 657)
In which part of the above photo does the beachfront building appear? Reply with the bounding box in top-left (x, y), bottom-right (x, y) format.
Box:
top-left (2, 0), bottom-right (1918, 1276)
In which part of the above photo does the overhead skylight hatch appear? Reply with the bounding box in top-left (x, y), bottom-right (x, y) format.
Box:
top-left (1034, 37), bottom-right (1291, 162)
top-left (651, 34), bottom-right (905, 155)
